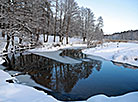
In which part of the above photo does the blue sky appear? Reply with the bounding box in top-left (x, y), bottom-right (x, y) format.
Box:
top-left (77, 0), bottom-right (138, 34)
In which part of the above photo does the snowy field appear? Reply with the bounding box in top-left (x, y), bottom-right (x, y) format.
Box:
top-left (83, 42), bottom-right (138, 67)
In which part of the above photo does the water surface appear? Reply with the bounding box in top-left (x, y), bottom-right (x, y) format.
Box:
top-left (3, 49), bottom-right (138, 101)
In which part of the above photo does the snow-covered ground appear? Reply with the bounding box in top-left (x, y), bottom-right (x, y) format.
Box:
top-left (87, 92), bottom-right (138, 102)
top-left (29, 37), bottom-right (87, 64)
top-left (83, 42), bottom-right (138, 67)
top-left (0, 35), bottom-right (5, 63)
top-left (0, 69), bottom-right (59, 102)
top-left (0, 57), bottom-right (4, 64)
top-left (31, 51), bottom-right (82, 64)
top-left (0, 36), bottom-right (6, 54)
top-left (29, 43), bottom-right (87, 64)
top-left (39, 35), bottom-right (83, 44)
top-left (29, 43), bottom-right (87, 52)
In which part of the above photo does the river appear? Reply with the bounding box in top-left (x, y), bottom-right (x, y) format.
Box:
top-left (2, 49), bottom-right (138, 101)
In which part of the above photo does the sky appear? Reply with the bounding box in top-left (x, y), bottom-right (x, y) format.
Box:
top-left (77, 0), bottom-right (138, 34)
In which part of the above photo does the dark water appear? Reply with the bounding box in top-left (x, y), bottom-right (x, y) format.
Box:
top-left (2, 49), bottom-right (138, 101)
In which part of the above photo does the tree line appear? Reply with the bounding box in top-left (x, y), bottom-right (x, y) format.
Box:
top-left (104, 30), bottom-right (138, 40)
top-left (0, 0), bottom-right (104, 51)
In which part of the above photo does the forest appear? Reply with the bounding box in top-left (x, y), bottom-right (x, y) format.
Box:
top-left (0, 0), bottom-right (104, 52)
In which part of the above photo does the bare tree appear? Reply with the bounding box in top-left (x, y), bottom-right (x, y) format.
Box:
top-left (0, 0), bottom-right (104, 51)
top-left (96, 16), bottom-right (104, 43)
top-left (53, 0), bottom-right (59, 42)
top-left (64, 0), bottom-right (79, 44)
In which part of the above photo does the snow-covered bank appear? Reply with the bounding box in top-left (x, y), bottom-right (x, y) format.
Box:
top-left (29, 35), bottom-right (86, 52)
top-left (29, 43), bottom-right (86, 64)
top-left (0, 70), bottom-right (59, 102)
top-left (0, 37), bottom-right (6, 54)
top-left (32, 51), bottom-right (82, 64)
top-left (83, 42), bottom-right (138, 67)
top-left (0, 57), bottom-right (4, 64)
top-left (87, 92), bottom-right (138, 102)
top-left (29, 43), bottom-right (87, 52)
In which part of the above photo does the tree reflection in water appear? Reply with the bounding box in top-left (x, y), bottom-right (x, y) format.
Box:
top-left (4, 49), bottom-right (102, 100)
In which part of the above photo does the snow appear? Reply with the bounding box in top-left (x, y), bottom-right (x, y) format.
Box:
top-left (29, 42), bottom-right (86, 64)
top-left (29, 43), bottom-right (87, 52)
top-left (7, 71), bottom-right (52, 92)
top-left (0, 70), bottom-right (59, 102)
top-left (87, 92), bottom-right (138, 102)
top-left (31, 35), bottom-right (86, 52)
top-left (0, 36), bottom-right (6, 54)
top-left (32, 51), bottom-right (82, 64)
top-left (39, 35), bottom-right (83, 44)
top-left (83, 42), bottom-right (138, 67)
top-left (0, 57), bottom-right (5, 64)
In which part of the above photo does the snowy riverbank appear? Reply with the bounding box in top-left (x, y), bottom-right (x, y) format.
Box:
top-left (0, 69), bottom-right (59, 102)
top-left (29, 43), bottom-right (87, 64)
top-left (0, 57), bottom-right (4, 64)
top-left (83, 42), bottom-right (138, 67)
top-left (29, 43), bottom-right (87, 52)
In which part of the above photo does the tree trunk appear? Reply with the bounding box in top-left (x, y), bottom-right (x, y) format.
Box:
top-left (43, 33), bottom-right (46, 42)
top-left (59, 9), bottom-right (67, 44)
top-left (59, 35), bottom-right (62, 42)
top-left (5, 34), bottom-right (10, 52)
top-left (59, 4), bottom-right (63, 43)
top-left (36, 33), bottom-right (39, 42)
top-left (53, 0), bottom-right (58, 42)
top-left (46, 33), bottom-right (49, 42)
top-left (46, 11), bottom-right (51, 42)
top-left (66, 17), bottom-right (71, 44)
top-left (2, 30), bottom-right (5, 38)
top-left (11, 33), bottom-right (14, 47)
top-left (83, 36), bottom-right (86, 42)
top-left (19, 37), bottom-right (22, 44)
